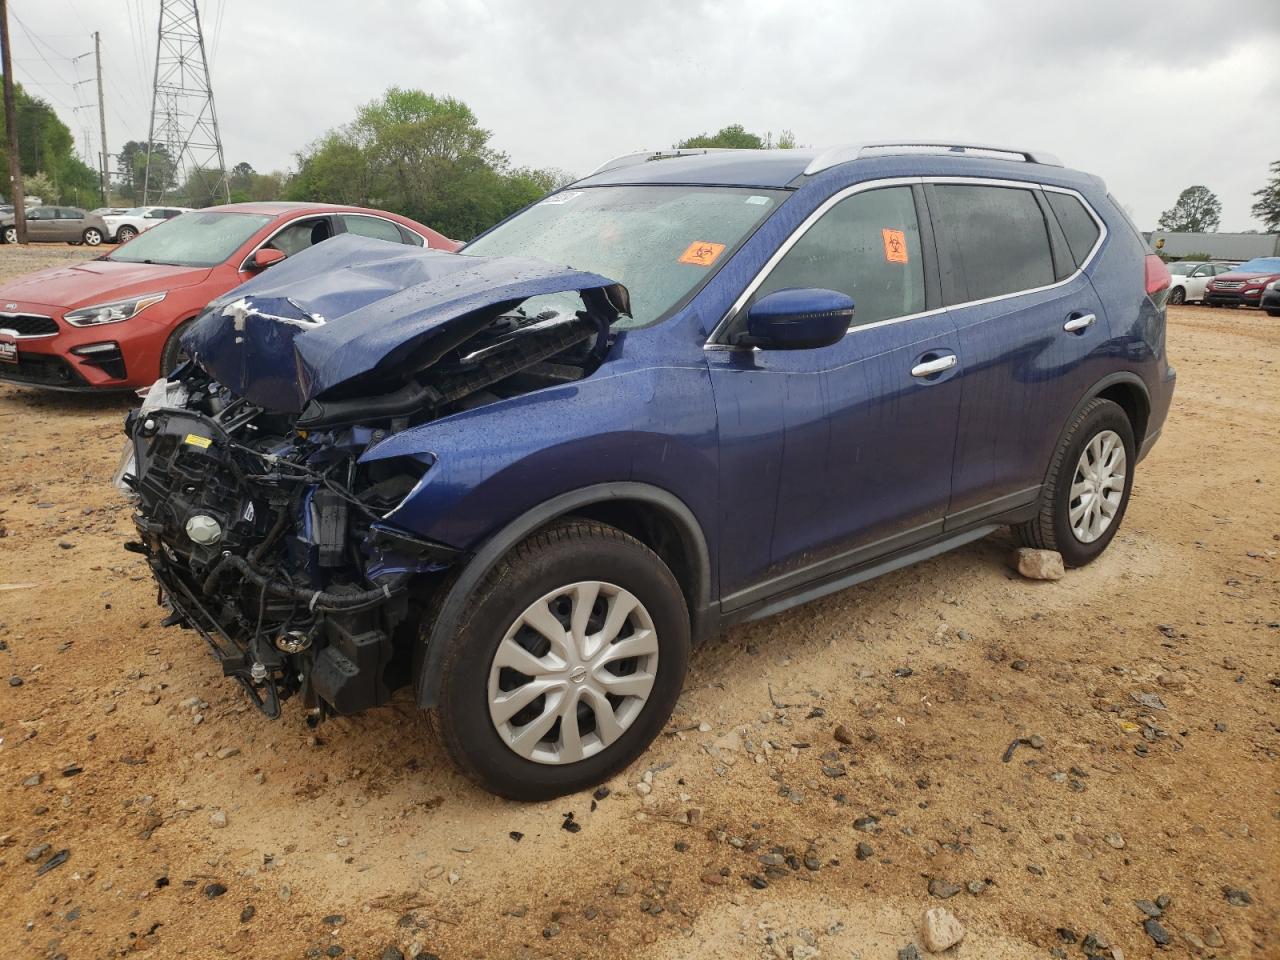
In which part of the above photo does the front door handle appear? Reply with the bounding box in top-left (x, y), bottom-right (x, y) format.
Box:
top-left (1063, 313), bottom-right (1096, 332)
top-left (910, 354), bottom-right (958, 378)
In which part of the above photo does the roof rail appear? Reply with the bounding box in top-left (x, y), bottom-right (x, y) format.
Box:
top-left (590, 147), bottom-right (748, 176)
top-left (803, 141), bottom-right (1063, 175)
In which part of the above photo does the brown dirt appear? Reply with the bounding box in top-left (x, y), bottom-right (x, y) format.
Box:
top-left (0, 246), bottom-right (1276, 960)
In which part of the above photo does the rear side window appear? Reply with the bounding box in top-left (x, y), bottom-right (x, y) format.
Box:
top-left (342, 214), bottom-right (405, 244)
top-left (932, 185), bottom-right (1055, 302)
top-left (1045, 192), bottom-right (1101, 267)
top-left (755, 186), bottom-right (926, 327)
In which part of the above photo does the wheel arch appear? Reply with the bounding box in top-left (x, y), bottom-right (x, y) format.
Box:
top-left (1043, 373), bottom-right (1149, 488)
top-left (414, 481), bottom-right (712, 708)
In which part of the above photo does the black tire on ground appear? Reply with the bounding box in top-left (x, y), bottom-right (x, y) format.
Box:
top-left (1168, 286), bottom-right (1185, 305)
top-left (2, 226), bottom-right (16, 244)
top-left (1267, 309), bottom-right (1280, 318)
top-left (116, 225), bottom-right (138, 243)
top-left (1013, 397), bottom-right (1136, 568)
top-left (429, 519), bottom-right (690, 801)
top-left (158, 319), bottom-right (194, 377)
top-left (82, 227), bottom-right (103, 246)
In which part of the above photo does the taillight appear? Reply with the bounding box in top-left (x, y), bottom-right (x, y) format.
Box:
top-left (1145, 255), bottom-right (1172, 297)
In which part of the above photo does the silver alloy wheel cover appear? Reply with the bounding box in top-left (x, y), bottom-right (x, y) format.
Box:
top-left (85, 230), bottom-right (101, 245)
top-left (1069, 428), bottom-right (1126, 543)
top-left (487, 580), bottom-right (659, 765)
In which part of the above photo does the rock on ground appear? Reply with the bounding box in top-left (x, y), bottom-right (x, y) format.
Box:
top-left (1011, 547), bottom-right (1065, 581)
top-left (921, 907), bottom-right (965, 953)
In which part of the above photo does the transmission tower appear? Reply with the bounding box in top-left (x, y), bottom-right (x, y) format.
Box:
top-left (143, 0), bottom-right (229, 206)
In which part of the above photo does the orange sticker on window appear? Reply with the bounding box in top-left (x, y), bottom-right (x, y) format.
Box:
top-left (882, 228), bottom-right (908, 264)
top-left (678, 241), bottom-right (726, 267)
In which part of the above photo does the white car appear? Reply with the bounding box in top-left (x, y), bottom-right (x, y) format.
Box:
top-left (1166, 260), bottom-right (1237, 305)
top-left (102, 205), bottom-right (192, 244)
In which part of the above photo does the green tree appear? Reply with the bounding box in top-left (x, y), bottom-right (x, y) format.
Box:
top-left (288, 87), bottom-right (566, 240)
top-left (228, 161), bottom-right (256, 200)
top-left (1157, 185), bottom-right (1222, 233)
top-left (676, 125), bottom-right (798, 150)
top-left (0, 79), bottom-right (98, 204)
top-left (1251, 161), bottom-right (1280, 232)
top-left (22, 171), bottom-right (56, 205)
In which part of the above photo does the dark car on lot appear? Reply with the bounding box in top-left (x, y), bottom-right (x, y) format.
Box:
top-left (1261, 278), bottom-right (1280, 316)
top-left (118, 142), bottom-right (1175, 799)
top-left (1, 206), bottom-right (110, 247)
top-left (1204, 256), bottom-right (1280, 308)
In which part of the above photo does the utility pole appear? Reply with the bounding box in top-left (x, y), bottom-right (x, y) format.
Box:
top-left (0, 0), bottom-right (26, 242)
top-left (94, 31), bottom-right (108, 205)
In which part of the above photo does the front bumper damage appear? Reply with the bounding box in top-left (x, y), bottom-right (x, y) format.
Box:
top-left (119, 237), bottom-right (628, 719)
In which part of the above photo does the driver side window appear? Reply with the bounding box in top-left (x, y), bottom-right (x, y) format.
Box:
top-left (755, 186), bottom-right (925, 328)
top-left (265, 217), bottom-right (333, 257)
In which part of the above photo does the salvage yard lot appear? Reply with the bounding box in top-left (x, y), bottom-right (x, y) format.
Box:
top-left (0, 246), bottom-right (1276, 959)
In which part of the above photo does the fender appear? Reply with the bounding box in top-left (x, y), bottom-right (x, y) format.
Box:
top-left (414, 481), bottom-right (712, 708)
top-left (1046, 371), bottom-right (1151, 481)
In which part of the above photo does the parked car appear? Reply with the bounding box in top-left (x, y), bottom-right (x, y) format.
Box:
top-left (1261, 278), bottom-right (1280, 317)
top-left (102, 205), bottom-right (193, 243)
top-left (1204, 256), bottom-right (1280, 308)
top-left (0, 206), bottom-right (109, 246)
top-left (116, 142), bottom-right (1175, 800)
top-left (91, 207), bottom-right (131, 217)
top-left (0, 202), bottom-right (457, 391)
top-left (1166, 260), bottom-right (1236, 304)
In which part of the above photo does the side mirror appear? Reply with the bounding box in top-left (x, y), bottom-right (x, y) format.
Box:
top-left (740, 288), bottom-right (854, 349)
top-left (247, 248), bottom-right (287, 272)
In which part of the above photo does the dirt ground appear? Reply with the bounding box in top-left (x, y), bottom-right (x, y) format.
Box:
top-left (0, 245), bottom-right (1276, 960)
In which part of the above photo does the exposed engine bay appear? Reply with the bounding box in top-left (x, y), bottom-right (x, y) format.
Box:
top-left (119, 239), bottom-right (627, 718)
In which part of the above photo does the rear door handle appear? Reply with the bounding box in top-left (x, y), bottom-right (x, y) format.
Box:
top-left (1063, 313), bottom-right (1096, 332)
top-left (910, 354), bottom-right (958, 378)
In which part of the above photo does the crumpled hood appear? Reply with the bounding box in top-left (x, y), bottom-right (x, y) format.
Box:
top-left (183, 234), bottom-right (625, 413)
top-left (0, 257), bottom-right (211, 310)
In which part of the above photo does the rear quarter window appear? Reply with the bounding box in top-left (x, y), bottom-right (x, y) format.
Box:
top-left (1045, 191), bottom-right (1101, 267)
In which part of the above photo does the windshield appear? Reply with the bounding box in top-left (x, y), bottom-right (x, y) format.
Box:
top-left (120, 207), bottom-right (147, 217)
top-left (107, 211), bottom-right (272, 267)
top-left (1167, 261), bottom-right (1197, 275)
top-left (1235, 257), bottom-right (1280, 273)
top-left (462, 185), bottom-right (786, 328)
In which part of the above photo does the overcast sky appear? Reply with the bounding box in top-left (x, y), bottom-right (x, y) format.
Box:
top-left (9, 0), bottom-right (1279, 230)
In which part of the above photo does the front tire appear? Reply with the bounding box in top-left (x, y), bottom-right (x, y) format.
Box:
top-left (1013, 398), bottom-right (1135, 567)
top-left (115, 225), bottom-right (138, 243)
top-left (430, 519), bottom-right (690, 800)
top-left (82, 227), bottom-right (103, 246)
top-left (1267, 309), bottom-right (1280, 318)
top-left (1168, 286), bottom-right (1185, 305)
top-left (159, 319), bottom-right (194, 377)
top-left (2, 226), bottom-right (16, 244)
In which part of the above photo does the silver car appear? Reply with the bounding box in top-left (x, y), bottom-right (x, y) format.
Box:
top-left (0, 206), bottom-right (111, 246)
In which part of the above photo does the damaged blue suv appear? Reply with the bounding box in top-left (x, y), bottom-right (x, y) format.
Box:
top-left (121, 142), bottom-right (1175, 799)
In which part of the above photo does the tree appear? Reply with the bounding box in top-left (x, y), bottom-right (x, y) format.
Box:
top-left (1157, 185), bottom-right (1222, 233)
top-left (288, 87), bottom-right (568, 240)
top-left (676, 124), bottom-right (798, 150)
top-left (1251, 161), bottom-right (1280, 232)
top-left (228, 161), bottom-right (256, 200)
top-left (0, 79), bottom-right (99, 204)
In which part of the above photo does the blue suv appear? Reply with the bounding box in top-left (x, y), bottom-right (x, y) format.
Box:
top-left (121, 141), bottom-right (1176, 799)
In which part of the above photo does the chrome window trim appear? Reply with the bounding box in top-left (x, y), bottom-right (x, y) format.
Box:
top-left (238, 213), bottom-right (430, 272)
top-left (0, 311), bottom-right (57, 340)
top-left (705, 176), bottom-right (1108, 350)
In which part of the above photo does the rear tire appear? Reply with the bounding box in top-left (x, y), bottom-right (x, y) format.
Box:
top-left (1168, 286), bottom-right (1185, 305)
top-left (2, 226), bottom-right (16, 244)
top-left (1267, 309), bottom-right (1280, 318)
top-left (1013, 398), bottom-right (1135, 568)
top-left (159, 319), bottom-right (194, 377)
top-left (82, 227), bottom-right (103, 246)
top-left (429, 519), bottom-right (690, 801)
top-left (116, 225), bottom-right (138, 243)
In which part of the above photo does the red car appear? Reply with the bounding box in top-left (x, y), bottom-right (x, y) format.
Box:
top-left (0, 202), bottom-right (458, 391)
top-left (1203, 256), bottom-right (1280, 309)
